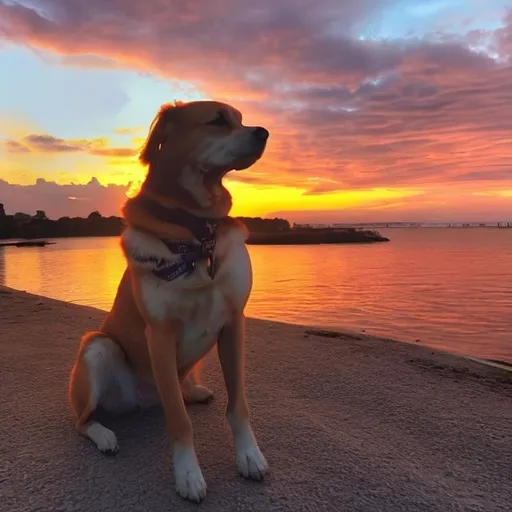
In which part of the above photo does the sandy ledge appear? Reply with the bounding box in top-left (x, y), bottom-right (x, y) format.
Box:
top-left (0, 285), bottom-right (511, 512)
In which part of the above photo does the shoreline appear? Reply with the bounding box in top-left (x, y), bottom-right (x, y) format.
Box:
top-left (0, 211), bottom-right (388, 245)
top-left (1, 286), bottom-right (511, 511)
top-left (0, 227), bottom-right (390, 246)
top-left (2, 282), bottom-right (511, 369)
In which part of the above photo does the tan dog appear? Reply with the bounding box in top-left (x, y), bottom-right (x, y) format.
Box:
top-left (68, 100), bottom-right (269, 503)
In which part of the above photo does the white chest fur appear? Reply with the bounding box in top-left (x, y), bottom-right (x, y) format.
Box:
top-left (121, 225), bottom-right (252, 368)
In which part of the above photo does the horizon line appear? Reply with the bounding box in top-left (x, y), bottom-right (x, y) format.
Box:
top-left (2, 208), bottom-right (511, 227)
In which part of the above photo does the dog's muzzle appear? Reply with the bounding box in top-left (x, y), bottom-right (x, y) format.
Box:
top-left (252, 127), bottom-right (269, 141)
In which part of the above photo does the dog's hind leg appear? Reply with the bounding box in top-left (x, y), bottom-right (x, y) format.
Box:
top-left (68, 331), bottom-right (137, 454)
top-left (181, 360), bottom-right (214, 404)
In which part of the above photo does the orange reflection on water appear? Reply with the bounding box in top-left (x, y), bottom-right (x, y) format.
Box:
top-left (0, 238), bottom-right (126, 308)
top-left (1, 229), bottom-right (511, 363)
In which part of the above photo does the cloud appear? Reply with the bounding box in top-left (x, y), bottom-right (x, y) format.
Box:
top-left (23, 134), bottom-right (84, 153)
top-left (0, 1), bottom-right (511, 220)
top-left (0, 0), bottom-right (395, 94)
top-left (4, 139), bottom-right (30, 154)
top-left (3, 133), bottom-right (138, 158)
top-left (113, 126), bottom-right (145, 136)
top-left (0, 177), bottom-right (129, 218)
top-left (302, 182), bottom-right (348, 195)
top-left (0, 1), bottom-right (502, 95)
top-left (274, 61), bottom-right (512, 190)
top-left (58, 54), bottom-right (121, 69)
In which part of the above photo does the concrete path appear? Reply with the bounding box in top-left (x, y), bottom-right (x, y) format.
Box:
top-left (1, 286), bottom-right (511, 511)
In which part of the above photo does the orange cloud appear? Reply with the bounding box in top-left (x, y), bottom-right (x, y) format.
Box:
top-left (3, 133), bottom-right (138, 157)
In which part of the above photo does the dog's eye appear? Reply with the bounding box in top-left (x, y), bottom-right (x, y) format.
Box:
top-left (207, 112), bottom-right (230, 127)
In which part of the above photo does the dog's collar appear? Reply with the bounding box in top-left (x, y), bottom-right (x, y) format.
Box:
top-left (132, 248), bottom-right (214, 281)
top-left (131, 236), bottom-right (216, 282)
top-left (134, 195), bottom-right (218, 242)
top-left (131, 196), bottom-right (219, 281)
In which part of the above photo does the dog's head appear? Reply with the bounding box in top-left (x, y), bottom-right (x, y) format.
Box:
top-left (138, 100), bottom-right (269, 216)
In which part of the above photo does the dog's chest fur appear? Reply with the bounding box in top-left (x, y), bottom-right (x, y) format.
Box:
top-left (121, 225), bottom-right (252, 367)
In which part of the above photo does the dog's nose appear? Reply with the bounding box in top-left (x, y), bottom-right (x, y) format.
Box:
top-left (252, 127), bottom-right (269, 141)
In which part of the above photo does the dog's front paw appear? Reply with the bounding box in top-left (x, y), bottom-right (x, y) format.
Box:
top-left (173, 444), bottom-right (207, 503)
top-left (175, 467), bottom-right (207, 503)
top-left (236, 441), bottom-right (268, 481)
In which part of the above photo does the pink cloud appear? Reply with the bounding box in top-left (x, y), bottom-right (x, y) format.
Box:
top-left (0, 177), bottom-right (129, 218)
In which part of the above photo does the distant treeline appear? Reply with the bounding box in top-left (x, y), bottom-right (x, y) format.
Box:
top-left (0, 204), bottom-right (291, 240)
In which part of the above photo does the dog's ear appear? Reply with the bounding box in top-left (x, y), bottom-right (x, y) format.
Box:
top-left (139, 101), bottom-right (184, 165)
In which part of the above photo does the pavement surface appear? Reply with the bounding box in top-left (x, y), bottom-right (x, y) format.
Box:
top-left (1, 286), bottom-right (511, 512)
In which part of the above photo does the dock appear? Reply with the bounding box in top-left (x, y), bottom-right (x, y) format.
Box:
top-left (0, 240), bottom-right (55, 248)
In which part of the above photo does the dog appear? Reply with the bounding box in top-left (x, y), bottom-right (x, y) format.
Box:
top-left (68, 100), bottom-right (269, 503)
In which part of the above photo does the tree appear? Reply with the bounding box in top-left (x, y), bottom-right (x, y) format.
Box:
top-left (0, 203), bottom-right (5, 217)
top-left (34, 210), bottom-right (48, 219)
top-left (14, 212), bottom-right (31, 222)
top-left (87, 210), bottom-right (102, 220)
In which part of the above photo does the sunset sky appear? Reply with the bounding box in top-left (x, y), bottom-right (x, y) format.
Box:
top-left (1, 0), bottom-right (511, 223)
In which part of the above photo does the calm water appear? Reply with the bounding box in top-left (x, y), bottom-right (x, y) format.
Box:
top-left (1, 229), bottom-right (511, 363)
